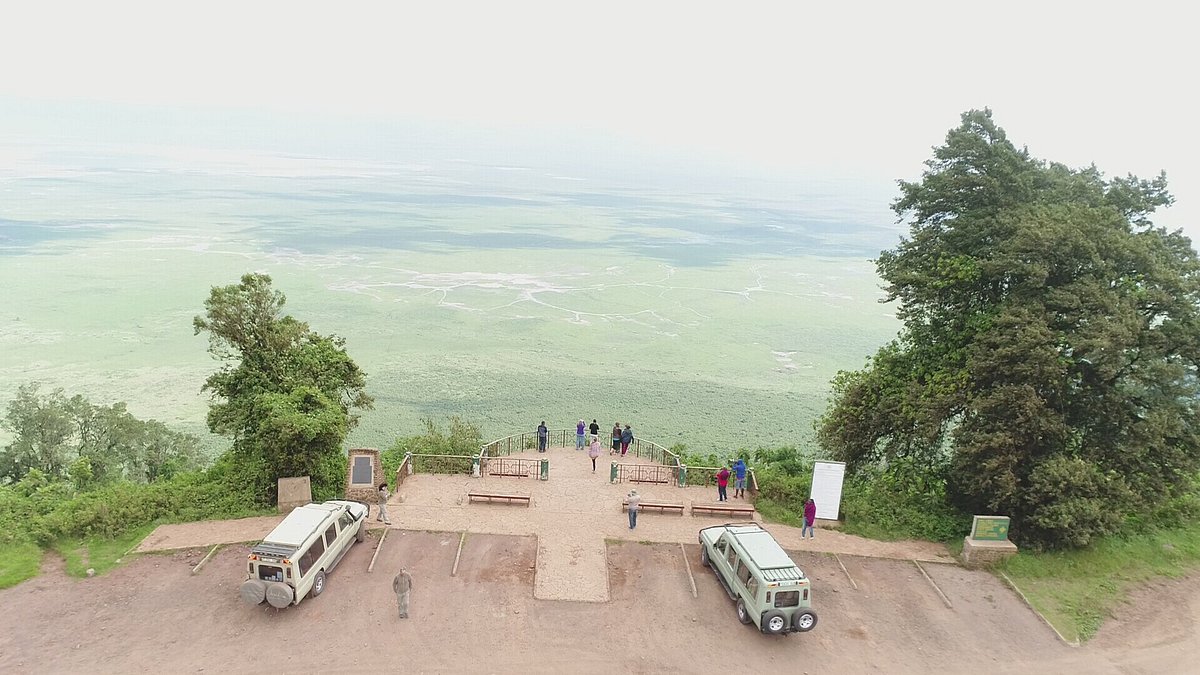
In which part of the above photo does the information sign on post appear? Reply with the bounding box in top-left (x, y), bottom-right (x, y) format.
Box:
top-left (970, 515), bottom-right (1011, 541)
top-left (810, 461), bottom-right (846, 521)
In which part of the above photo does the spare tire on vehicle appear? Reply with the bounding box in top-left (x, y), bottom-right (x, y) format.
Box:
top-left (761, 609), bottom-right (788, 634)
top-left (793, 609), bottom-right (818, 632)
top-left (240, 579), bottom-right (266, 605)
top-left (265, 581), bottom-right (294, 608)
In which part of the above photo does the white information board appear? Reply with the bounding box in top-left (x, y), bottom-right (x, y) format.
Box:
top-left (810, 461), bottom-right (846, 521)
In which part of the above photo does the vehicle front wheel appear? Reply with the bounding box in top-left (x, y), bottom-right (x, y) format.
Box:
top-left (793, 609), bottom-right (817, 632)
top-left (311, 570), bottom-right (327, 597)
top-left (762, 610), bottom-right (788, 634)
top-left (700, 546), bottom-right (710, 567)
top-left (356, 525), bottom-right (366, 543)
top-left (736, 599), bottom-right (753, 625)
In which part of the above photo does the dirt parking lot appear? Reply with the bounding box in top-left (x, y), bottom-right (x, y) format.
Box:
top-left (1, 532), bottom-right (1196, 674)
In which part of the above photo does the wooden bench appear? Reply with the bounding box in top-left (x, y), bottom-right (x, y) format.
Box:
top-left (622, 500), bottom-right (685, 515)
top-left (468, 492), bottom-right (531, 507)
top-left (691, 502), bottom-right (755, 518)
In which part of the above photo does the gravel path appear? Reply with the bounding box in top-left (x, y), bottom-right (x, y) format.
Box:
top-left (138, 445), bottom-right (951, 601)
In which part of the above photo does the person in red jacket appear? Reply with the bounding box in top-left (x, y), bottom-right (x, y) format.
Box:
top-left (716, 465), bottom-right (731, 502)
top-left (802, 498), bottom-right (817, 539)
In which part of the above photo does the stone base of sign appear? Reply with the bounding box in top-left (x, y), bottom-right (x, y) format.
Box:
top-left (345, 448), bottom-right (384, 504)
top-left (277, 476), bottom-right (312, 513)
top-left (961, 537), bottom-right (1019, 568)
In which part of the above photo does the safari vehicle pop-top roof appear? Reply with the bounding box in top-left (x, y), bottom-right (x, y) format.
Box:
top-left (717, 524), bottom-right (806, 583)
top-left (260, 502), bottom-right (348, 551)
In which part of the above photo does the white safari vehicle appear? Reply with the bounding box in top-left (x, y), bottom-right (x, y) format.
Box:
top-left (698, 522), bottom-right (817, 635)
top-left (240, 500), bottom-right (368, 608)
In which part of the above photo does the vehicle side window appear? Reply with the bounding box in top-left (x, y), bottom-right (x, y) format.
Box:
top-left (727, 548), bottom-right (737, 568)
top-left (747, 576), bottom-right (759, 598)
top-left (737, 561), bottom-right (752, 586)
top-left (339, 512), bottom-right (354, 529)
top-left (324, 525), bottom-right (337, 547)
top-left (299, 536), bottom-right (327, 577)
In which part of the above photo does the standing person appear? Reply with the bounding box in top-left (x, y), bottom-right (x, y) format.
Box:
top-left (620, 424), bottom-right (633, 456)
top-left (588, 435), bottom-right (602, 472)
top-left (576, 419), bottom-right (587, 450)
top-left (611, 422), bottom-right (622, 455)
top-left (377, 482), bottom-right (392, 525)
top-left (732, 458), bottom-right (748, 498)
top-left (537, 421), bottom-right (548, 453)
top-left (392, 568), bottom-right (412, 619)
top-left (715, 465), bottom-right (731, 502)
top-left (626, 489), bottom-right (640, 529)
top-left (589, 419), bottom-right (600, 438)
top-left (802, 498), bottom-right (817, 539)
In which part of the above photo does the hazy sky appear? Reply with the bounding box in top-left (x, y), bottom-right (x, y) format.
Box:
top-left (2, 1), bottom-right (1195, 235)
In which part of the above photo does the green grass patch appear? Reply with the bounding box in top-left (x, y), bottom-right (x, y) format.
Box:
top-left (754, 498), bottom-right (805, 529)
top-left (999, 521), bottom-right (1200, 642)
top-left (0, 540), bottom-right (44, 589)
top-left (54, 523), bottom-right (157, 578)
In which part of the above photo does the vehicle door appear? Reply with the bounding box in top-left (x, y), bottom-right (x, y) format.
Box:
top-left (325, 515), bottom-right (351, 570)
top-left (733, 557), bottom-right (760, 606)
top-left (713, 535), bottom-right (734, 578)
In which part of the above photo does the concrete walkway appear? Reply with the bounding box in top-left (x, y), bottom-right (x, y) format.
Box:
top-left (138, 445), bottom-right (952, 602)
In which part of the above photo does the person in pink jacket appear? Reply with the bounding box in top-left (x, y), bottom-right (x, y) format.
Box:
top-left (588, 436), bottom-right (602, 472)
top-left (802, 498), bottom-right (817, 539)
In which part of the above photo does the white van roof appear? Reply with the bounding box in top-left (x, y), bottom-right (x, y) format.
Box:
top-left (728, 525), bottom-right (798, 570)
top-left (263, 502), bottom-right (341, 548)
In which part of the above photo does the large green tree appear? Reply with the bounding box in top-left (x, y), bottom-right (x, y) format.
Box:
top-left (818, 109), bottom-right (1200, 548)
top-left (193, 273), bottom-right (373, 501)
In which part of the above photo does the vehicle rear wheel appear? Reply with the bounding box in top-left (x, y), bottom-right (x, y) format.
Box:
top-left (265, 582), bottom-right (294, 608)
top-left (762, 610), bottom-right (788, 634)
top-left (311, 570), bottom-right (327, 597)
top-left (700, 546), bottom-right (710, 567)
top-left (240, 579), bottom-right (266, 605)
top-left (793, 609), bottom-right (817, 632)
top-left (736, 599), bottom-right (753, 625)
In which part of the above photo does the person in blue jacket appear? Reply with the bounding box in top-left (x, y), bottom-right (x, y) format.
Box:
top-left (732, 458), bottom-right (748, 498)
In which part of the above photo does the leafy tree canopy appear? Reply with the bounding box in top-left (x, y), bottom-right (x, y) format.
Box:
top-left (818, 109), bottom-right (1200, 548)
top-left (193, 273), bottom-right (373, 501)
top-left (0, 383), bottom-right (202, 486)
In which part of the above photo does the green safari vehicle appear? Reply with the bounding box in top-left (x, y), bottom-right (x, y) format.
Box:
top-left (698, 522), bottom-right (817, 635)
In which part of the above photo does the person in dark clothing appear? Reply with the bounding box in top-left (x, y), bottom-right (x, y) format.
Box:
top-left (589, 419), bottom-right (600, 437)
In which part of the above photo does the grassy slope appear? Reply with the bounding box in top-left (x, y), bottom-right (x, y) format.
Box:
top-left (53, 524), bottom-right (159, 579)
top-left (0, 541), bottom-right (43, 590)
top-left (1000, 522), bottom-right (1200, 643)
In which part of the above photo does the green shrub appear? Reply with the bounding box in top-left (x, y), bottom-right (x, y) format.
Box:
top-left (840, 459), bottom-right (971, 542)
top-left (382, 417), bottom-right (483, 487)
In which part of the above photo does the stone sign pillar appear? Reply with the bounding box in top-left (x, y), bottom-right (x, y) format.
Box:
top-left (277, 476), bottom-right (312, 513)
top-left (345, 448), bottom-right (383, 504)
top-left (961, 515), bottom-right (1019, 568)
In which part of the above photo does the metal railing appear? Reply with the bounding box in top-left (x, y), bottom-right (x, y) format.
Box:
top-left (611, 462), bottom-right (681, 485)
top-left (467, 431), bottom-right (761, 500)
top-left (408, 453), bottom-right (475, 475)
top-left (395, 453), bottom-right (412, 488)
top-left (485, 456), bottom-right (541, 478)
